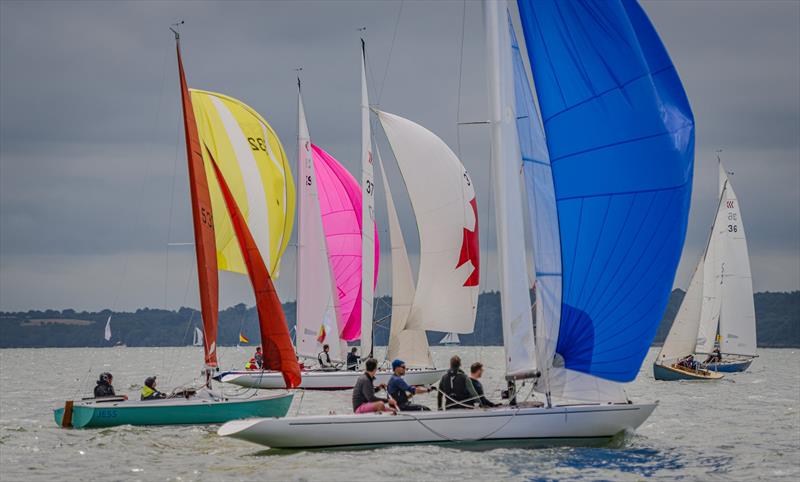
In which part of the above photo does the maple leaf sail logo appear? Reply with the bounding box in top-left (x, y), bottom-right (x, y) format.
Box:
top-left (456, 197), bottom-right (480, 287)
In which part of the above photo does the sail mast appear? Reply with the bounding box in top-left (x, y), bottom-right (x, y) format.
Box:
top-left (174, 27), bottom-right (219, 370)
top-left (360, 38), bottom-right (376, 358)
top-left (484, 0), bottom-right (537, 380)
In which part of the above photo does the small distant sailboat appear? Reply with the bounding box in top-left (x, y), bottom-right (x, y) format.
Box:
top-left (220, 0), bottom-right (691, 449)
top-left (193, 327), bottom-right (203, 347)
top-left (54, 27), bottom-right (298, 428)
top-left (654, 157), bottom-right (756, 379)
top-left (439, 333), bottom-right (460, 346)
top-left (103, 316), bottom-right (112, 342)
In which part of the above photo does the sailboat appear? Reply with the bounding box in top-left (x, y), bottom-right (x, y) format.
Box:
top-left (219, 68), bottom-right (447, 390)
top-left (192, 326), bottom-right (204, 347)
top-left (439, 333), bottom-right (460, 346)
top-left (654, 158), bottom-right (756, 379)
top-left (104, 316), bottom-right (112, 342)
top-left (54, 28), bottom-right (299, 428)
top-left (218, 0), bottom-right (693, 448)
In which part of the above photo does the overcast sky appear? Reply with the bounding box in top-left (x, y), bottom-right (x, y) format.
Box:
top-left (1, 0), bottom-right (798, 312)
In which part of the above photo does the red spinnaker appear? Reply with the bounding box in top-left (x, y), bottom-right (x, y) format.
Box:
top-left (176, 40), bottom-right (219, 368)
top-left (209, 155), bottom-right (302, 388)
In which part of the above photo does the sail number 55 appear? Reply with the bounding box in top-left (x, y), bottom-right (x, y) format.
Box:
top-left (201, 207), bottom-right (214, 229)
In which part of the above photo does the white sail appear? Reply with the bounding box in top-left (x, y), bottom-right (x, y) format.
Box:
top-left (380, 149), bottom-right (433, 368)
top-left (295, 88), bottom-right (342, 361)
top-left (696, 180), bottom-right (728, 354)
top-left (657, 256), bottom-right (704, 364)
top-left (439, 332), bottom-right (460, 345)
top-left (376, 110), bottom-right (479, 335)
top-left (193, 327), bottom-right (204, 347)
top-left (717, 162), bottom-right (757, 356)
top-left (104, 316), bottom-right (112, 341)
top-left (359, 41), bottom-right (376, 358)
top-left (484, 0), bottom-right (537, 378)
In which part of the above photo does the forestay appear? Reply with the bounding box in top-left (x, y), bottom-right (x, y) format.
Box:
top-left (295, 90), bottom-right (340, 361)
top-left (376, 110), bottom-right (479, 335)
top-left (517, 0), bottom-right (695, 395)
top-left (191, 89), bottom-right (295, 277)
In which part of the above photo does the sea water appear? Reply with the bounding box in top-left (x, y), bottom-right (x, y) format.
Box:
top-left (0, 346), bottom-right (798, 481)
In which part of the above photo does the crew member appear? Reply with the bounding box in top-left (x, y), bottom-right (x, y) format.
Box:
top-left (437, 355), bottom-right (479, 410)
top-left (468, 362), bottom-right (499, 408)
top-left (318, 344), bottom-right (335, 370)
top-left (387, 359), bottom-right (431, 411)
top-left (352, 358), bottom-right (397, 414)
top-left (245, 357), bottom-right (258, 370)
top-left (704, 348), bottom-right (722, 364)
top-left (140, 376), bottom-right (167, 401)
top-left (254, 346), bottom-right (264, 369)
top-left (94, 372), bottom-right (117, 398)
top-left (346, 347), bottom-right (360, 371)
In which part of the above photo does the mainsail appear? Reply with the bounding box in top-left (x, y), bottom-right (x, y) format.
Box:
top-left (376, 110), bottom-right (479, 335)
top-left (104, 316), bottom-right (112, 342)
top-left (191, 89), bottom-right (295, 277)
top-left (295, 88), bottom-right (340, 361)
top-left (696, 162), bottom-right (756, 356)
top-left (359, 39), bottom-right (376, 357)
top-left (516, 0), bottom-right (695, 400)
top-left (312, 144), bottom-right (379, 342)
top-left (486, 1), bottom-right (537, 379)
top-left (176, 41), bottom-right (219, 368)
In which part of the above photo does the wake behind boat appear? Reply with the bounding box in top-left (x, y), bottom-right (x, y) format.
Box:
top-left (220, 0), bottom-right (695, 449)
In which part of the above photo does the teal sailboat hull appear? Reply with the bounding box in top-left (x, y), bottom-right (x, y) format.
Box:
top-left (54, 391), bottom-right (293, 428)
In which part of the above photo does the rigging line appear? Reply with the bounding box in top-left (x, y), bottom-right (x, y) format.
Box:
top-left (164, 81), bottom-right (183, 311)
top-left (455, 0), bottom-right (467, 158)
top-left (377, 0), bottom-right (404, 104)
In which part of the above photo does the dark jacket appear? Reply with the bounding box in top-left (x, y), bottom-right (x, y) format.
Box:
top-left (352, 372), bottom-right (386, 411)
top-left (346, 352), bottom-right (360, 371)
top-left (437, 368), bottom-right (478, 410)
top-left (470, 378), bottom-right (498, 407)
top-left (387, 374), bottom-right (416, 408)
top-left (94, 381), bottom-right (116, 398)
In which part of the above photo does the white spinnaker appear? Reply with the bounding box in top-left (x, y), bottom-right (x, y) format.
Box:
top-left (657, 256), bottom-right (704, 364)
top-left (376, 110), bottom-right (479, 335)
top-left (295, 90), bottom-right (341, 361)
top-left (485, 0), bottom-right (536, 377)
top-left (104, 316), bottom-right (112, 341)
top-left (379, 148), bottom-right (434, 368)
top-left (359, 41), bottom-right (376, 358)
top-left (717, 163), bottom-right (757, 356)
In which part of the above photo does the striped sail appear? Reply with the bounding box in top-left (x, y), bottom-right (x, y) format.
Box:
top-left (190, 89), bottom-right (295, 277)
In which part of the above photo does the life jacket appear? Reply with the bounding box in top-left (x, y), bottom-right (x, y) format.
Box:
top-left (245, 359), bottom-right (257, 370)
top-left (141, 385), bottom-right (158, 400)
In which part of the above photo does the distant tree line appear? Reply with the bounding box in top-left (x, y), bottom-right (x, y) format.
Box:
top-left (0, 290), bottom-right (797, 348)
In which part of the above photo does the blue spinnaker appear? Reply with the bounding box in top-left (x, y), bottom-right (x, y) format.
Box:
top-left (517, 0), bottom-right (694, 383)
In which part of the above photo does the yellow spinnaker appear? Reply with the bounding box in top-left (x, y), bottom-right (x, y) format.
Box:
top-left (190, 89), bottom-right (295, 276)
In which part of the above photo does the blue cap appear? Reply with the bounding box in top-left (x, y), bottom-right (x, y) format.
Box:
top-left (391, 359), bottom-right (405, 370)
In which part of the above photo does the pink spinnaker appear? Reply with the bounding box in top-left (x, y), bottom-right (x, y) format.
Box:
top-left (312, 144), bottom-right (379, 342)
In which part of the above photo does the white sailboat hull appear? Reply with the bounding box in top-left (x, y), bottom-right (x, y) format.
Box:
top-left (218, 367), bottom-right (445, 390)
top-left (219, 402), bottom-right (657, 449)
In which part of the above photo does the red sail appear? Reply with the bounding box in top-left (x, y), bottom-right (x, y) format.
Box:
top-left (176, 41), bottom-right (219, 367)
top-left (209, 155), bottom-right (302, 388)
